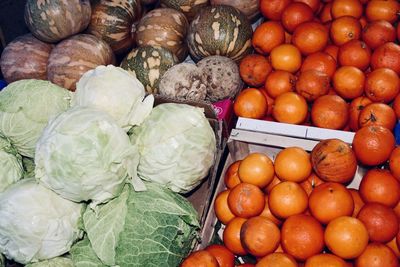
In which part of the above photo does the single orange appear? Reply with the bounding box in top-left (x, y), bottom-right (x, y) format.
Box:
top-left (181, 250), bottom-right (219, 267)
top-left (270, 44), bottom-right (302, 73)
top-left (272, 92), bottom-right (308, 124)
top-left (222, 217), bottom-right (248, 256)
top-left (305, 253), bottom-right (348, 267)
top-left (234, 88), bottom-right (268, 119)
top-left (228, 183), bottom-right (265, 218)
top-left (224, 160), bottom-right (242, 189)
top-left (274, 147), bottom-right (312, 182)
top-left (205, 244), bottom-right (235, 267)
top-left (214, 190), bottom-right (236, 225)
top-left (238, 153), bottom-right (275, 188)
top-left (355, 243), bottom-right (399, 267)
top-left (256, 252), bottom-right (298, 267)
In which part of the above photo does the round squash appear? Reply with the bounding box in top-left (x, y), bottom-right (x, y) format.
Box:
top-left (160, 0), bottom-right (209, 21)
top-left (120, 45), bottom-right (178, 94)
top-left (187, 5), bottom-right (253, 62)
top-left (136, 8), bottom-right (189, 62)
top-left (47, 34), bottom-right (115, 91)
top-left (0, 34), bottom-right (53, 83)
top-left (210, 0), bottom-right (260, 22)
top-left (87, 0), bottom-right (142, 55)
top-left (24, 0), bottom-right (92, 43)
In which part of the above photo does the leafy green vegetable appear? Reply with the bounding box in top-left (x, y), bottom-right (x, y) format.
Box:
top-left (0, 134), bottom-right (23, 192)
top-left (0, 79), bottom-right (72, 158)
top-left (0, 179), bottom-right (84, 264)
top-left (83, 183), bottom-right (200, 266)
top-left (70, 238), bottom-right (106, 267)
top-left (22, 156), bottom-right (35, 178)
top-left (130, 103), bottom-right (216, 193)
top-left (35, 106), bottom-right (143, 207)
top-left (25, 257), bottom-right (74, 267)
top-left (73, 65), bottom-right (154, 132)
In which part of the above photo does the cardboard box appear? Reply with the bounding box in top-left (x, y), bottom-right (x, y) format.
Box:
top-left (196, 128), bottom-right (366, 251)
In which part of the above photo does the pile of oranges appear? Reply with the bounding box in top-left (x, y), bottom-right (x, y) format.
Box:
top-left (182, 137), bottom-right (400, 266)
top-left (233, 0), bottom-right (400, 134)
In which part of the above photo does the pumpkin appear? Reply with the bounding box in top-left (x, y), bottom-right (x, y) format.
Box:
top-left (136, 8), bottom-right (189, 62)
top-left (87, 0), bottom-right (142, 55)
top-left (160, 0), bottom-right (209, 21)
top-left (210, 0), bottom-right (260, 22)
top-left (0, 34), bottom-right (53, 83)
top-left (197, 55), bottom-right (243, 101)
top-left (186, 5), bottom-right (253, 62)
top-left (120, 45), bottom-right (178, 94)
top-left (311, 139), bottom-right (358, 184)
top-left (47, 34), bottom-right (115, 91)
top-left (24, 0), bottom-right (91, 43)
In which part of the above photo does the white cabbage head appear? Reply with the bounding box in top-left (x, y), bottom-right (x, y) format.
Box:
top-left (0, 179), bottom-right (84, 264)
top-left (0, 79), bottom-right (72, 158)
top-left (73, 65), bottom-right (154, 132)
top-left (130, 103), bottom-right (216, 193)
top-left (35, 106), bottom-right (143, 206)
top-left (0, 135), bottom-right (23, 192)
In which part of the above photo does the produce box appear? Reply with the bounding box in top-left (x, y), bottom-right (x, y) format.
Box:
top-left (196, 127), bottom-right (366, 251)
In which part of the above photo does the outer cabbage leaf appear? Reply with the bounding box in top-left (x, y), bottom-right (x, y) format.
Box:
top-left (35, 106), bottom-right (143, 206)
top-left (130, 103), bottom-right (216, 193)
top-left (0, 79), bottom-right (72, 158)
top-left (73, 65), bottom-right (154, 132)
top-left (0, 135), bottom-right (23, 192)
top-left (70, 238), bottom-right (106, 267)
top-left (25, 257), bottom-right (74, 267)
top-left (0, 179), bottom-right (84, 264)
top-left (83, 183), bottom-right (199, 267)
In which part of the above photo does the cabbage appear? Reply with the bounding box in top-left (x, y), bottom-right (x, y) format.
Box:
top-left (78, 183), bottom-right (199, 266)
top-left (130, 103), bottom-right (216, 193)
top-left (0, 135), bottom-right (23, 192)
top-left (0, 79), bottom-right (72, 158)
top-left (70, 238), bottom-right (106, 267)
top-left (25, 257), bottom-right (74, 267)
top-left (73, 65), bottom-right (154, 132)
top-left (35, 106), bottom-right (143, 206)
top-left (0, 179), bottom-right (84, 264)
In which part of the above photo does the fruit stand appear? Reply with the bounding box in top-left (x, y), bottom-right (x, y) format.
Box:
top-left (1, 0), bottom-right (400, 266)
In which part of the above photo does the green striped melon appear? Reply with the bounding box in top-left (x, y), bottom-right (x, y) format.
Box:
top-left (24, 0), bottom-right (91, 43)
top-left (186, 5), bottom-right (253, 62)
top-left (159, 0), bottom-right (209, 21)
top-left (87, 0), bottom-right (142, 55)
top-left (120, 46), bottom-right (178, 94)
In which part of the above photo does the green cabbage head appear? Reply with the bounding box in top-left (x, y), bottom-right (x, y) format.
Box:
top-left (0, 134), bottom-right (23, 192)
top-left (72, 65), bottom-right (154, 132)
top-left (35, 106), bottom-right (143, 206)
top-left (130, 103), bottom-right (216, 193)
top-left (78, 183), bottom-right (199, 266)
top-left (26, 257), bottom-right (74, 267)
top-left (0, 179), bottom-right (84, 264)
top-left (0, 79), bottom-right (72, 158)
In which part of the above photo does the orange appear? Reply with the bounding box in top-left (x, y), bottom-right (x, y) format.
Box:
top-left (281, 214), bottom-right (325, 261)
top-left (239, 54), bottom-right (272, 87)
top-left (238, 153), bottom-right (275, 188)
top-left (274, 147), bottom-right (312, 182)
top-left (240, 216), bottom-right (281, 257)
top-left (264, 70), bottom-right (296, 99)
top-left (352, 125), bottom-right (395, 166)
top-left (348, 96), bottom-right (373, 132)
top-left (300, 172), bottom-right (325, 196)
top-left (272, 92), bottom-right (308, 124)
top-left (365, 67), bottom-right (400, 103)
top-left (331, 0), bottom-right (363, 19)
top-left (357, 202), bottom-right (399, 243)
top-left (358, 102), bottom-right (397, 130)
top-left (295, 70), bottom-right (331, 102)
top-left (270, 44), bottom-right (302, 73)
top-left (227, 183), bottom-right (265, 218)
top-left (332, 66), bottom-right (365, 100)
top-left (252, 21), bottom-right (285, 55)
top-left (224, 160), bottom-right (241, 189)
top-left (234, 88), bottom-right (268, 119)
top-left (181, 250), bottom-right (219, 267)
top-left (330, 16), bottom-right (362, 46)
top-left (292, 21), bottom-right (329, 55)
top-left (259, 195), bottom-right (282, 226)
top-left (281, 2), bottom-right (314, 33)
top-left (389, 147), bottom-right (400, 181)
top-left (259, 0), bottom-right (292, 21)
top-left (311, 95), bottom-right (349, 130)
top-left (324, 216), bottom-right (369, 259)
top-left (365, 0), bottom-right (400, 23)
top-left (355, 243), bottom-right (399, 267)
top-left (337, 40), bottom-right (371, 71)
top-left (214, 190), bottom-right (235, 225)
top-left (305, 253), bottom-right (347, 267)
top-left (309, 182), bottom-right (355, 224)
top-left (205, 244), bottom-right (235, 267)
top-left (300, 51), bottom-right (337, 78)
top-left (256, 252), bottom-right (298, 267)
top-left (268, 181), bottom-right (308, 219)
top-left (222, 217), bottom-right (247, 255)
top-left (348, 188), bottom-right (365, 217)
top-left (359, 169), bottom-right (400, 208)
